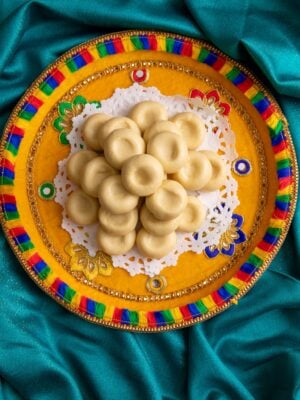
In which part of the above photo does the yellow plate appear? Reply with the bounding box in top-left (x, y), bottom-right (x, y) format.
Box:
top-left (0, 31), bottom-right (297, 332)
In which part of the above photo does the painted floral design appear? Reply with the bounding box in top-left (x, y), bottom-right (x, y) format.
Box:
top-left (65, 242), bottom-right (113, 280)
top-left (53, 96), bottom-right (101, 144)
top-left (203, 213), bottom-right (246, 258)
top-left (189, 89), bottom-right (231, 116)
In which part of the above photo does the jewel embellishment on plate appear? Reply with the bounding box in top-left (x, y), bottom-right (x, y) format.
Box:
top-left (130, 68), bottom-right (149, 83)
top-left (233, 158), bottom-right (252, 176)
top-left (38, 182), bottom-right (56, 200)
top-left (146, 275), bottom-right (167, 294)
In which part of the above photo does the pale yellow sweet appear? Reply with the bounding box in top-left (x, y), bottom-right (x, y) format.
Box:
top-left (66, 189), bottom-right (99, 226)
top-left (81, 113), bottom-right (112, 151)
top-left (147, 131), bottom-right (188, 173)
top-left (177, 196), bottom-right (207, 232)
top-left (140, 205), bottom-right (179, 236)
top-left (136, 228), bottom-right (177, 259)
top-left (121, 154), bottom-right (164, 196)
top-left (199, 150), bottom-right (227, 191)
top-left (129, 101), bottom-right (168, 131)
top-left (97, 228), bottom-right (136, 255)
top-left (145, 179), bottom-right (187, 220)
top-left (104, 128), bottom-right (145, 169)
top-left (172, 151), bottom-right (212, 190)
top-left (81, 157), bottom-right (117, 197)
top-left (171, 112), bottom-right (206, 149)
top-left (66, 150), bottom-right (98, 185)
top-left (98, 175), bottom-right (139, 214)
top-left (143, 120), bottom-right (180, 143)
top-left (98, 207), bottom-right (138, 236)
top-left (98, 117), bottom-right (141, 148)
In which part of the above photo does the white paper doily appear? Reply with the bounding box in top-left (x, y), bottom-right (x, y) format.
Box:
top-left (54, 83), bottom-right (239, 277)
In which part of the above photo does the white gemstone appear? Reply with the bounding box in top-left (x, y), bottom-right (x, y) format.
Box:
top-left (43, 187), bottom-right (51, 195)
top-left (239, 162), bottom-right (247, 171)
top-left (136, 70), bottom-right (144, 78)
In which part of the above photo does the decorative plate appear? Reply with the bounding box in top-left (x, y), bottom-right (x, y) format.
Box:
top-left (0, 31), bottom-right (297, 332)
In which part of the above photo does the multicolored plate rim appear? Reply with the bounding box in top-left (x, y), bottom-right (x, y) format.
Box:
top-left (0, 31), bottom-right (298, 332)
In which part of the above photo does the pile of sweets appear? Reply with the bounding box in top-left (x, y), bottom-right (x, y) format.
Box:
top-left (65, 101), bottom-right (226, 259)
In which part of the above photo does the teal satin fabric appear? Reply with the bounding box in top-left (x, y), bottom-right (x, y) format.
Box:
top-left (0, 1), bottom-right (299, 399)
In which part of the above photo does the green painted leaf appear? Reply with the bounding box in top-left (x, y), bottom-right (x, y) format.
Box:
top-left (53, 116), bottom-right (64, 132)
top-left (59, 132), bottom-right (70, 145)
top-left (58, 101), bottom-right (73, 116)
top-left (73, 95), bottom-right (87, 106)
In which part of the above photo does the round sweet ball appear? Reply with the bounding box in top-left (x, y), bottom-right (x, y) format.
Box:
top-left (145, 179), bottom-right (187, 221)
top-left (199, 150), bottom-right (227, 191)
top-left (97, 228), bottom-right (136, 255)
top-left (121, 154), bottom-right (164, 196)
top-left (171, 112), bottom-right (206, 149)
top-left (177, 196), bottom-right (207, 232)
top-left (81, 113), bottom-right (112, 151)
top-left (143, 120), bottom-right (180, 143)
top-left (136, 228), bottom-right (177, 259)
top-left (171, 151), bottom-right (212, 190)
top-left (81, 156), bottom-right (117, 197)
top-left (66, 150), bottom-right (98, 185)
top-left (98, 174), bottom-right (139, 214)
top-left (140, 205), bottom-right (179, 236)
top-left (104, 128), bottom-right (145, 169)
top-left (129, 101), bottom-right (168, 132)
top-left (147, 131), bottom-right (188, 173)
top-left (98, 117), bottom-right (141, 148)
top-left (98, 207), bottom-right (138, 236)
top-left (66, 189), bottom-right (99, 226)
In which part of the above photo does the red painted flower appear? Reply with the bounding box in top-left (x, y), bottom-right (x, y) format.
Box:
top-left (189, 89), bottom-right (231, 116)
